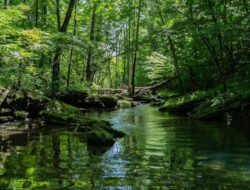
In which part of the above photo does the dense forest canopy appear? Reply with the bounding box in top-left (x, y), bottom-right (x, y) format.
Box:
top-left (0, 0), bottom-right (249, 96)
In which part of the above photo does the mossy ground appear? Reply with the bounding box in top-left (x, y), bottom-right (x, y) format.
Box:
top-left (159, 80), bottom-right (250, 121)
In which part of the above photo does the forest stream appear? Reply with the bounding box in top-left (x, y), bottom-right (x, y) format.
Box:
top-left (1, 105), bottom-right (250, 189)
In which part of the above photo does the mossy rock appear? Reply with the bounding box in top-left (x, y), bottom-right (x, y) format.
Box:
top-left (57, 91), bottom-right (118, 110)
top-left (1, 89), bottom-right (48, 118)
top-left (56, 90), bottom-right (89, 108)
top-left (159, 92), bottom-right (208, 114)
top-left (160, 98), bottom-right (206, 114)
top-left (191, 94), bottom-right (250, 121)
top-left (99, 95), bottom-right (118, 108)
top-left (84, 95), bottom-right (118, 109)
top-left (40, 101), bottom-right (126, 146)
top-left (118, 100), bottom-right (133, 108)
top-left (40, 101), bottom-right (84, 125)
top-left (86, 128), bottom-right (115, 146)
top-left (77, 120), bottom-right (126, 139)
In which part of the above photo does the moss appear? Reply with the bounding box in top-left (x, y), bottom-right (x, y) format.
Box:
top-left (86, 128), bottom-right (114, 146)
top-left (160, 88), bottom-right (250, 121)
top-left (98, 94), bottom-right (118, 108)
top-left (192, 93), bottom-right (250, 120)
top-left (1, 89), bottom-right (48, 118)
top-left (57, 91), bottom-right (118, 109)
top-left (157, 90), bottom-right (180, 99)
top-left (133, 95), bottom-right (157, 103)
top-left (40, 101), bottom-right (126, 146)
top-left (118, 100), bottom-right (133, 108)
top-left (40, 101), bottom-right (83, 125)
top-left (85, 94), bottom-right (118, 109)
top-left (159, 91), bottom-right (209, 114)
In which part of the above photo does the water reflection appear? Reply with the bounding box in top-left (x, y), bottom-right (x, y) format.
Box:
top-left (1, 105), bottom-right (250, 189)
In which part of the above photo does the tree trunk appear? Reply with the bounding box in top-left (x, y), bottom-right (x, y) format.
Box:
top-left (56, 0), bottom-right (61, 31)
top-left (67, 3), bottom-right (77, 90)
top-left (85, 5), bottom-right (97, 83)
top-left (131, 0), bottom-right (143, 95)
top-left (156, 1), bottom-right (184, 93)
top-left (35, 0), bottom-right (38, 27)
top-left (51, 0), bottom-right (76, 96)
top-left (42, 1), bottom-right (47, 25)
top-left (206, 0), bottom-right (227, 91)
top-left (127, 0), bottom-right (132, 93)
top-left (167, 36), bottom-right (184, 93)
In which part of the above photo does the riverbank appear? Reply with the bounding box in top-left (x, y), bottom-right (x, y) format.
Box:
top-left (0, 88), bottom-right (125, 146)
top-left (159, 81), bottom-right (250, 126)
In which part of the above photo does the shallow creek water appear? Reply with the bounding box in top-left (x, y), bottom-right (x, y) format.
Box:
top-left (1, 105), bottom-right (250, 189)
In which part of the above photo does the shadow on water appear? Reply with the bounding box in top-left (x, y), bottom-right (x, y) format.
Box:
top-left (1, 104), bottom-right (250, 189)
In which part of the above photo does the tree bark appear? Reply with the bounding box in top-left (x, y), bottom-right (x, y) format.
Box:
top-left (56, 0), bottom-right (61, 31)
top-left (52, 0), bottom-right (76, 96)
top-left (35, 0), bottom-right (38, 27)
top-left (85, 5), bottom-right (97, 83)
top-left (67, 3), bottom-right (77, 90)
top-left (131, 0), bottom-right (143, 95)
top-left (42, 0), bottom-right (47, 25)
top-left (156, 0), bottom-right (184, 93)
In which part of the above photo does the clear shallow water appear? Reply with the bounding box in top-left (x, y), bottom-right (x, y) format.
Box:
top-left (1, 105), bottom-right (250, 189)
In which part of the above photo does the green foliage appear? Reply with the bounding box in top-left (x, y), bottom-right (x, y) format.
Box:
top-left (0, 0), bottom-right (249, 96)
top-left (145, 52), bottom-right (175, 83)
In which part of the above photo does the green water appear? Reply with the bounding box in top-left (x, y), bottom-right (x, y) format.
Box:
top-left (1, 105), bottom-right (250, 189)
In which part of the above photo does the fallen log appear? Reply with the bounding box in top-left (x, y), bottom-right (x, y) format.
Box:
top-left (135, 79), bottom-right (173, 94)
top-left (99, 78), bottom-right (174, 95)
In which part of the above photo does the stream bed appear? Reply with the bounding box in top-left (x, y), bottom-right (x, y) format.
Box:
top-left (1, 105), bottom-right (250, 189)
